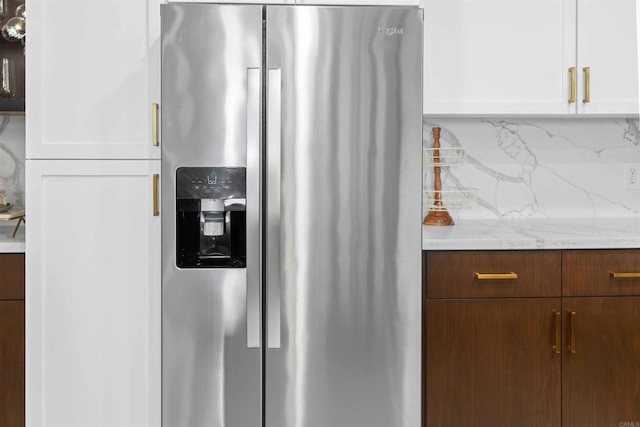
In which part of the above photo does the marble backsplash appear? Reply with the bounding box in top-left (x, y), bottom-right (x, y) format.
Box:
top-left (423, 118), bottom-right (640, 219)
top-left (0, 115), bottom-right (25, 208)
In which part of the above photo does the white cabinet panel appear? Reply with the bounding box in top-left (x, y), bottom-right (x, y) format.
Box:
top-left (26, 160), bottom-right (160, 427)
top-left (423, 0), bottom-right (576, 115)
top-left (26, 0), bottom-right (161, 159)
top-left (577, 0), bottom-right (639, 115)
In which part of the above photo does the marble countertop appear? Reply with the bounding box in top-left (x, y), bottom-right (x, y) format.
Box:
top-left (423, 217), bottom-right (640, 250)
top-left (0, 224), bottom-right (25, 253)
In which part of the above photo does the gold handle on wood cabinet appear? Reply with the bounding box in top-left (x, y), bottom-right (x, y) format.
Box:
top-left (567, 310), bottom-right (576, 354)
top-left (152, 103), bottom-right (160, 146)
top-left (582, 67), bottom-right (590, 103)
top-left (568, 67), bottom-right (576, 103)
top-left (153, 174), bottom-right (159, 217)
top-left (552, 310), bottom-right (561, 354)
top-left (609, 271), bottom-right (640, 279)
top-left (474, 272), bottom-right (518, 280)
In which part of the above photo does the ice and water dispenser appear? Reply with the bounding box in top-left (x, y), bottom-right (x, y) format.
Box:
top-left (175, 167), bottom-right (246, 268)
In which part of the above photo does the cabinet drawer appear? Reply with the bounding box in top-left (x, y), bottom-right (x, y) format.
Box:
top-left (563, 250), bottom-right (640, 296)
top-left (0, 254), bottom-right (24, 300)
top-left (425, 250), bottom-right (561, 299)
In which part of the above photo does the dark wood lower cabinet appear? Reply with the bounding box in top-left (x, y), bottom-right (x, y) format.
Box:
top-left (425, 298), bottom-right (561, 427)
top-left (424, 249), bottom-right (640, 427)
top-left (562, 297), bottom-right (640, 427)
top-left (0, 300), bottom-right (25, 427)
top-left (0, 253), bottom-right (25, 427)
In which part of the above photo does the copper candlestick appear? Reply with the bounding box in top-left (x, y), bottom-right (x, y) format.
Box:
top-left (423, 127), bottom-right (455, 226)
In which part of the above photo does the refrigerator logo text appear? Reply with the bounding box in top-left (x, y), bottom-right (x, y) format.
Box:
top-left (378, 27), bottom-right (404, 37)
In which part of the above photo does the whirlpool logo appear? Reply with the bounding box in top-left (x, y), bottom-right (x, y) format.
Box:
top-left (378, 27), bottom-right (404, 37)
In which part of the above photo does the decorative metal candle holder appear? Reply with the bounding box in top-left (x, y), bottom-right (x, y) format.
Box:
top-left (423, 127), bottom-right (477, 226)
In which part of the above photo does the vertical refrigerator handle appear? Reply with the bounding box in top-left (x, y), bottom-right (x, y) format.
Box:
top-left (246, 68), bottom-right (261, 349)
top-left (267, 69), bottom-right (282, 349)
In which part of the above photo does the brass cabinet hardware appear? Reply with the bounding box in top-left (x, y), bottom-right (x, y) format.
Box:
top-left (152, 103), bottom-right (160, 146)
top-left (609, 271), bottom-right (640, 279)
top-left (474, 272), bottom-right (518, 280)
top-left (153, 174), bottom-right (159, 217)
top-left (568, 67), bottom-right (576, 103)
top-left (552, 310), bottom-right (561, 354)
top-left (582, 66), bottom-right (590, 103)
top-left (567, 310), bottom-right (576, 354)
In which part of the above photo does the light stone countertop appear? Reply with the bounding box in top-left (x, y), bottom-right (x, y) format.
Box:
top-left (0, 224), bottom-right (25, 253)
top-left (422, 217), bottom-right (640, 250)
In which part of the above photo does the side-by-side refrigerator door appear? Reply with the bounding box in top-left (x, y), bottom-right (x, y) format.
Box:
top-left (161, 5), bottom-right (263, 427)
top-left (264, 6), bottom-right (423, 427)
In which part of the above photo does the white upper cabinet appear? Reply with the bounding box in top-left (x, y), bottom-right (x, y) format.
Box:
top-left (423, 0), bottom-right (576, 115)
top-left (26, 0), bottom-right (161, 159)
top-left (577, 0), bottom-right (639, 115)
top-left (423, 0), bottom-right (639, 116)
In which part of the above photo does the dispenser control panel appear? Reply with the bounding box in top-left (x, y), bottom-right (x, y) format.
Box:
top-left (176, 167), bottom-right (246, 201)
top-left (175, 167), bottom-right (246, 269)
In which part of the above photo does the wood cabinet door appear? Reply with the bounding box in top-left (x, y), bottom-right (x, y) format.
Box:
top-left (0, 254), bottom-right (25, 300)
top-left (422, 0), bottom-right (576, 115)
top-left (425, 298), bottom-right (562, 427)
top-left (0, 301), bottom-right (24, 427)
top-left (562, 297), bottom-right (640, 427)
top-left (26, 0), bottom-right (161, 159)
top-left (26, 160), bottom-right (160, 427)
top-left (576, 0), bottom-right (639, 115)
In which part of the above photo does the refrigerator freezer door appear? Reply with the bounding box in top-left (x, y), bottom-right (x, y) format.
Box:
top-left (265, 6), bottom-right (423, 427)
top-left (161, 5), bottom-right (262, 427)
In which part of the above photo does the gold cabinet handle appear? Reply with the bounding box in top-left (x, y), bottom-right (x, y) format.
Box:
top-left (567, 310), bottom-right (576, 354)
top-left (153, 174), bottom-right (159, 217)
top-left (568, 67), bottom-right (576, 103)
top-left (582, 66), bottom-right (590, 103)
top-left (152, 103), bottom-right (160, 146)
top-left (609, 271), bottom-right (640, 279)
top-left (474, 272), bottom-right (518, 280)
top-left (552, 310), bottom-right (561, 354)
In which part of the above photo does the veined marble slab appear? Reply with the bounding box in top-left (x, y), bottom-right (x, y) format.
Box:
top-left (0, 115), bottom-right (25, 208)
top-left (422, 217), bottom-right (640, 250)
top-left (423, 118), bottom-right (640, 219)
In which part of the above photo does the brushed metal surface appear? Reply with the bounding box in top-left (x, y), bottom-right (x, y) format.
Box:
top-left (246, 67), bottom-right (261, 349)
top-left (266, 68), bottom-right (282, 349)
top-left (265, 6), bottom-right (423, 427)
top-left (161, 5), bottom-right (262, 427)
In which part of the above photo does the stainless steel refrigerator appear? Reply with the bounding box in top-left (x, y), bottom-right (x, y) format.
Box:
top-left (161, 4), bottom-right (423, 427)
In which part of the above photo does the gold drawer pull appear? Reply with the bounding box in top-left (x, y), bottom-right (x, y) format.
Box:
top-left (568, 67), bottom-right (576, 103)
top-left (609, 271), bottom-right (640, 279)
top-left (567, 310), bottom-right (576, 354)
top-left (152, 103), bottom-right (160, 146)
top-left (474, 272), bottom-right (518, 280)
top-left (582, 66), bottom-right (590, 103)
top-left (552, 310), bottom-right (561, 354)
top-left (153, 174), bottom-right (159, 217)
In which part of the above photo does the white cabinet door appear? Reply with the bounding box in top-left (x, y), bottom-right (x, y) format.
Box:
top-left (423, 0), bottom-right (576, 115)
top-left (26, 160), bottom-right (161, 427)
top-left (577, 0), bottom-right (639, 115)
top-left (26, 0), bottom-right (161, 159)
